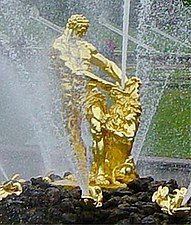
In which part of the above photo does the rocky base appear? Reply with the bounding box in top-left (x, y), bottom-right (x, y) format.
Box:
top-left (0, 176), bottom-right (190, 224)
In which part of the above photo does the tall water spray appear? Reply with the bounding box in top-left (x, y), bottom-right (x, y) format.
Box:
top-left (0, 0), bottom-right (92, 196)
top-left (0, 163), bottom-right (8, 181)
top-left (132, 0), bottom-right (169, 165)
top-left (121, 0), bottom-right (131, 89)
top-left (131, 0), bottom-right (191, 186)
top-left (132, 0), bottom-right (153, 164)
top-left (0, 0), bottom-right (77, 179)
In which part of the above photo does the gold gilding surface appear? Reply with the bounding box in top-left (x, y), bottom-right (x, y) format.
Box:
top-left (152, 186), bottom-right (191, 215)
top-left (43, 172), bottom-right (103, 207)
top-left (0, 174), bottom-right (23, 201)
top-left (51, 15), bottom-right (141, 188)
top-left (81, 185), bottom-right (103, 208)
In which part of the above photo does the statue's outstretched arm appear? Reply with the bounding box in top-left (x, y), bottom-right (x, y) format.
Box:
top-left (90, 52), bottom-right (127, 84)
top-left (76, 70), bottom-right (117, 91)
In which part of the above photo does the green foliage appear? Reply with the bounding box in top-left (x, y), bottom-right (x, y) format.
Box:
top-left (142, 71), bottom-right (191, 159)
top-left (182, 0), bottom-right (191, 6)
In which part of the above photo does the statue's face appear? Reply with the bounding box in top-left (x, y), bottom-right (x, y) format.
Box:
top-left (67, 15), bottom-right (89, 38)
top-left (74, 23), bottom-right (89, 38)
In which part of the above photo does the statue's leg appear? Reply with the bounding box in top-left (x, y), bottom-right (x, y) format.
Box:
top-left (86, 86), bottom-right (109, 185)
top-left (91, 108), bottom-right (105, 175)
top-left (67, 108), bottom-right (88, 178)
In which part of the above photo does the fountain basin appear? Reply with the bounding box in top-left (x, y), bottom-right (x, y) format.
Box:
top-left (0, 176), bottom-right (190, 224)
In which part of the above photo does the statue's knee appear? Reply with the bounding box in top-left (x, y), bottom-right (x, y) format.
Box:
top-left (91, 118), bottom-right (102, 132)
top-left (91, 127), bottom-right (103, 143)
top-left (92, 106), bottom-right (104, 120)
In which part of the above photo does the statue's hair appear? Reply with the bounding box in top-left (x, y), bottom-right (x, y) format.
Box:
top-left (66, 14), bottom-right (89, 31)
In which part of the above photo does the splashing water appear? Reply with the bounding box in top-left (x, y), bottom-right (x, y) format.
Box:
top-left (182, 181), bottom-right (191, 206)
top-left (0, 0), bottom-right (73, 178)
top-left (0, 0), bottom-right (91, 195)
top-left (131, 0), bottom-right (190, 167)
top-left (0, 164), bottom-right (8, 181)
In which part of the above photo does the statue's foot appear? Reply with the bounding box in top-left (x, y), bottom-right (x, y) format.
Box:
top-left (112, 180), bottom-right (127, 188)
top-left (94, 174), bottom-right (110, 186)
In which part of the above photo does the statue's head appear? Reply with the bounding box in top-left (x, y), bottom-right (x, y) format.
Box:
top-left (66, 14), bottom-right (89, 38)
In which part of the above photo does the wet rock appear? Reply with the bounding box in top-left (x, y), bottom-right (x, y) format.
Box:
top-left (80, 210), bottom-right (95, 223)
top-left (127, 176), bottom-right (154, 192)
top-left (117, 203), bottom-right (143, 215)
top-left (150, 180), bottom-right (167, 192)
top-left (0, 176), bottom-right (190, 224)
top-left (61, 213), bottom-right (77, 223)
top-left (70, 187), bottom-right (81, 199)
top-left (103, 196), bottom-right (121, 208)
top-left (30, 177), bottom-right (50, 188)
top-left (45, 187), bottom-right (61, 204)
top-left (121, 194), bottom-right (138, 204)
top-left (102, 189), bottom-right (112, 200)
top-left (27, 209), bottom-right (46, 224)
top-left (153, 212), bottom-right (170, 221)
top-left (117, 218), bottom-right (130, 225)
top-left (60, 189), bottom-right (73, 199)
top-left (63, 172), bottom-right (72, 177)
top-left (48, 206), bottom-right (62, 219)
top-left (142, 215), bottom-right (159, 224)
top-left (141, 202), bottom-right (157, 215)
top-left (106, 208), bottom-right (129, 223)
top-left (112, 187), bottom-right (133, 196)
top-left (94, 209), bottom-right (110, 222)
top-left (129, 212), bottom-right (142, 224)
top-left (49, 173), bottom-right (62, 181)
top-left (166, 179), bottom-right (179, 192)
top-left (118, 203), bottom-right (131, 210)
top-left (60, 198), bottom-right (75, 213)
top-left (135, 191), bottom-right (151, 201)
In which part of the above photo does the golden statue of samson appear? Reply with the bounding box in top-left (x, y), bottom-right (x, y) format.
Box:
top-left (51, 15), bottom-right (141, 187)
